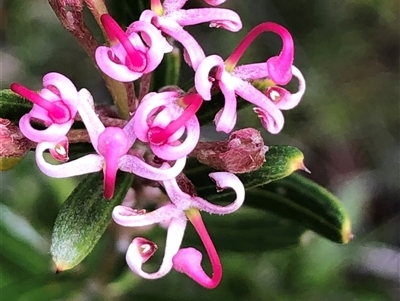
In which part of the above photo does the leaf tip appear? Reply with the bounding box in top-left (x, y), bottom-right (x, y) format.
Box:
top-left (289, 152), bottom-right (309, 175)
top-left (341, 217), bottom-right (353, 244)
top-left (53, 258), bottom-right (73, 273)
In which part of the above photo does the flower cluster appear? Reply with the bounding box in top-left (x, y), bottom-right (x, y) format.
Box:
top-left (10, 0), bottom-right (305, 289)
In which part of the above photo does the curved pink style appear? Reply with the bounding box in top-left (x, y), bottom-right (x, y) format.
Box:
top-left (95, 14), bottom-right (169, 82)
top-left (133, 91), bottom-right (202, 161)
top-left (225, 22), bottom-right (294, 85)
top-left (162, 168), bottom-right (245, 215)
top-left (124, 214), bottom-right (188, 279)
top-left (139, 0), bottom-right (241, 71)
top-left (195, 54), bottom-right (285, 134)
top-left (11, 72), bottom-right (79, 143)
top-left (35, 89), bottom-right (185, 199)
top-left (173, 210), bottom-right (221, 289)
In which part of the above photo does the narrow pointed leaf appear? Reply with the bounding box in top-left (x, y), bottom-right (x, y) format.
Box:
top-left (2, 277), bottom-right (79, 301)
top-left (51, 171), bottom-right (134, 272)
top-left (186, 145), bottom-right (306, 197)
top-left (246, 174), bottom-right (353, 244)
top-left (0, 204), bottom-right (50, 283)
top-left (0, 89), bottom-right (32, 122)
top-left (185, 146), bottom-right (351, 244)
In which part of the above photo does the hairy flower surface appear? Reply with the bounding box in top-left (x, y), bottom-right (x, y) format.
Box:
top-left (6, 0), bottom-right (310, 290)
top-left (195, 22), bottom-right (305, 134)
top-left (139, 0), bottom-right (242, 70)
top-left (112, 165), bottom-right (244, 285)
top-left (35, 89), bottom-right (186, 199)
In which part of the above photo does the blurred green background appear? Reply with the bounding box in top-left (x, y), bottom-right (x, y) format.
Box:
top-left (0, 0), bottom-right (399, 300)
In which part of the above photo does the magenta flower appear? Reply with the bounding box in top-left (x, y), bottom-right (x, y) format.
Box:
top-left (172, 209), bottom-right (222, 289)
top-left (35, 89), bottom-right (186, 199)
top-left (133, 90), bottom-right (203, 161)
top-left (195, 22), bottom-right (305, 134)
top-left (140, 0), bottom-right (242, 70)
top-left (95, 14), bottom-right (171, 82)
top-left (112, 167), bottom-right (244, 287)
top-left (10, 72), bottom-right (79, 143)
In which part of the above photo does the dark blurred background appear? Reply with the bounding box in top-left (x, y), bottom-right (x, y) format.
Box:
top-left (1, 0), bottom-right (399, 300)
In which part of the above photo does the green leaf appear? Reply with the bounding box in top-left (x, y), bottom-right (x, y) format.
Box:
top-left (0, 89), bottom-right (32, 122)
top-left (186, 145), bottom-right (306, 197)
top-left (246, 174), bottom-right (353, 244)
top-left (2, 276), bottom-right (80, 301)
top-left (185, 146), bottom-right (352, 244)
top-left (184, 208), bottom-right (306, 252)
top-left (0, 206), bottom-right (50, 283)
top-left (51, 171), bottom-right (134, 272)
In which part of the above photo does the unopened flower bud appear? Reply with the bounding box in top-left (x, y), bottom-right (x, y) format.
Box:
top-left (191, 128), bottom-right (268, 173)
top-left (0, 118), bottom-right (33, 171)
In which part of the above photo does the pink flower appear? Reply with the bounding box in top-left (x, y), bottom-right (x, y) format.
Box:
top-left (35, 89), bottom-right (186, 199)
top-left (95, 14), bottom-right (171, 82)
top-left (172, 209), bottom-right (221, 289)
top-left (140, 0), bottom-right (242, 70)
top-left (112, 166), bottom-right (244, 287)
top-left (133, 91), bottom-right (203, 161)
top-left (195, 22), bottom-right (305, 134)
top-left (10, 72), bottom-right (79, 143)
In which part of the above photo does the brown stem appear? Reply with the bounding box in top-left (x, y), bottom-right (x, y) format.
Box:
top-left (139, 73), bottom-right (153, 102)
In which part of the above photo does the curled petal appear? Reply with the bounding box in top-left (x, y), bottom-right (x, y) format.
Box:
top-left (77, 89), bottom-right (105, 153)
top-left (150, 116), bottom-right (200, 161)
top-left (253, 107), bottom-right (284, 134)
top-left (49, 137), bottom-right (69, 162)
top-left (233, 78), bottom-right (284, 134)
top-left (157, 18), bottom-right (205, 70)
top-left (214, 108), bottom-right (237, 134)
top-left (214, 73), bottom-right (238, 133)
top-left (265, 86), bottom-right (290, 106)
top-left (35, 141), bottom-right (103, 178)
top-left (231, 62), bottom-right (269, 80)
top-left (130, 237), bottom-right (158, 263)
top-left (113, 204), bottom-right (183, 227)
top-left (203, 0), bottom-right (226, 5)
top-left (95, 46), bottom-right (143, 82)
top-left (126, 217), bottom-right (187, 279)
top-left (122, 117), bottom-right (138, 147)
top-left (162, 173), bottom-right (193, 211)
top-left (163, 0), bottom-right (187, 13)
top-left (169, 9), bottom-right (242, 32)
top-left (133, 91), bottom-right (180, 142)
top-left (274, 65), bottom-right (306, 110)
top-left (192, 172), bottom-right (245, 214)
top-left (42, 72), bottom-right (79, 115)
top-left (151, 106), bottom-right (180, 129)
top-left (119, 154), bottom-right (186, 181)
top-left (126, 20), bottom-right (168, 73)
top-left (19, 114), bottom-right (74, 143)
top-left (194, 55), bottom-right (225, 100)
